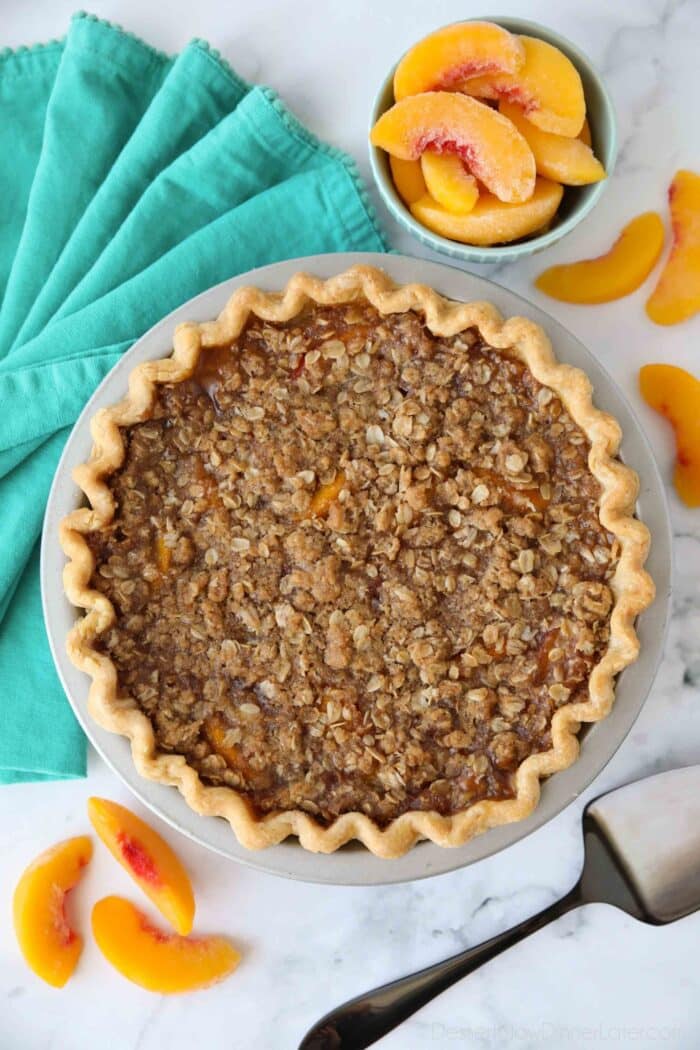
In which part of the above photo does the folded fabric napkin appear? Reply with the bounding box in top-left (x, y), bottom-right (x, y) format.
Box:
top-left (0, 11), bottom-right (387, 784)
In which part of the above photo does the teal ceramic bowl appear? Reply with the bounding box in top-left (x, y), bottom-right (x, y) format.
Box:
top-left (368, 17), bottom-right (617, 264)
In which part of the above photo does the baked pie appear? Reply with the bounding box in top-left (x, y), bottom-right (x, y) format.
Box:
top-left (61, 266), bottom-right (653, 858)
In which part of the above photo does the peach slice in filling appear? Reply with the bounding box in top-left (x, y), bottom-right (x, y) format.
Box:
top-left (393, 21), bottom-right (525, 100)
top-left (92, 896), bottom-right (241, 994)
top-left (88, 797), bottom-right (195, 936)
top-left (307, 471), bottom-right (347, 518)
top-left (204, 713), bottom-right (274, 791)
top-left (460, 35), bottom-right (586, 138)
top-left (154, 534), bottom-right (172, 573)
top-left (420, 151), bottom-right (479, 214)
top-left (639, 364), bottom-right (700, 507)
top-left (411, 177), bottom-right (563, 246)
top-left (499, 102), bottom-right (605, 185)
top-left (535, 212), bottom-right (665, 303)
top-left (646, 169), bottom-right (700, 325)
top-left (13, 836), bottom-right (92, 987)
top-left (389, 155), bottom-right (427, 205)
top-left (371, 92), bottom-right (535, 203)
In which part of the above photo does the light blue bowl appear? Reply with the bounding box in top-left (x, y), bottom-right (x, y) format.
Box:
top-left (369, 16), bottom-right (617, 264)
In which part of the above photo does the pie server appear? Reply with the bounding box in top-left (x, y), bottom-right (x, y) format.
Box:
top-left (299, 765), bottom-right (700, 1050)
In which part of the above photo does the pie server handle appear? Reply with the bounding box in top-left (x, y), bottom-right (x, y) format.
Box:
top-left (298, 887), bottom-right (581, 1050)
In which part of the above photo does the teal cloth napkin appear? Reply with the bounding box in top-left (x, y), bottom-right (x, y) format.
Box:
top-left (0, 11), bottom-right (387, 784)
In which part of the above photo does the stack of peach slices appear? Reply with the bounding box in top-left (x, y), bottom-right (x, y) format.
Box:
top-left (371, 21), bottom-right (606, 246)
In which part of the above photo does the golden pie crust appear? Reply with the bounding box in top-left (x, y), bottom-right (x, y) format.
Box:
top-left (60, 265), bottom-right (654, 858)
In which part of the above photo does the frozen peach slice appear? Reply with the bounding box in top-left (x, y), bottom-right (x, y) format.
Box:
top-left (88, 797), bottom-right (194, 936)
top-left (92, 897), bottom-right (240, 994)
top-left (640, 364), bottom-right (700, 507)
top-left (13, 836), bottom-right (92, 988)
top-left (371, 92), bottom-right (535, 203)
top-left (420, 151), bottom-right (479, 214)
top-left (647, 170), bottom-right (700, 325)
top-left (535, 212), bottom-right (665, 304)
top-left (411, 177), bottom-right (563, 246)
top-left (389, 155), bottom-right (426, 205)
top-left (393, 21), bottom-right (525, 99)
top-left (461, 36), bottom-right (585, 138)
top-left (500, 102), bottom-right (605, 185)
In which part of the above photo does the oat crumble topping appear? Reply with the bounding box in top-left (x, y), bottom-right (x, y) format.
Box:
top-left (87, 302), bottom-right (619, 827)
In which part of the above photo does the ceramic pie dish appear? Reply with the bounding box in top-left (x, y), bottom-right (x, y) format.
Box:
top-left (42, 253), bottom-right (671, 885)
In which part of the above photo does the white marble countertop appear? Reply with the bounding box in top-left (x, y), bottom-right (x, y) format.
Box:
top-left (2, 1), bottom-right (699, 1047)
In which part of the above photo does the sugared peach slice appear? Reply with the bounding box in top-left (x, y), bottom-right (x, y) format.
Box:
top-left (389, 156), bottom-right (426, 205)
top-left (646, 170), bottom-right (700, 325)
top-left (92, 897), bottom-right (240, 994)
top-left (461, 36), bottom-right (585, 137)
top-left (371, 92), bottom-right (535, 203)
top-left (13, 836), bottom-right (92, 988)
top-left (88, 797), bottom-right (194, 936)
top-left (535, 212), bottom-right (665, 303)
top-left (640, 364), bottom-right (700, 507)
top-left (420, 151), bottom-right (479, 214)
top-left (500, 102), bottom-right (605, 185)
top-left (411, 177), bottom-right (563, 246)
top-left (308, 471), bottom-right (347, 517)
top-left (393, 21), bottom-right (525, 99)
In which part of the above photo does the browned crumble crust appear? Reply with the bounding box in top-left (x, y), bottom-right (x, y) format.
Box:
top-left (85, 301), bottom-right (618, 827)
top-left (61, 266), bottom-right (654, 857)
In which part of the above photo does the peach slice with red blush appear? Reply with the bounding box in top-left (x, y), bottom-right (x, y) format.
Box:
top-left (87, 797), bottom-right (194, 936)
top-left (389, 155), bottom-right (427, 205)
top-left (411, 177), bottom-right (563, 246)
top-left (92, 896), bottom-right (240, 994)
top-left (646, 169), bottom-right (700, 325)
top-left (460, 36), bottom-right (585, 138)
top-left (535, 212), bottom-right (665, 303)
top-left (639, 364), bottom-right (700, 507)
top-left (420, 151), bottom-right (479, 214)
top-left (13, 836), bottom-right (92, 987)
top-left (371, 92), bottom-right (535, 203)
top-left (393, 21), bottom-right (525, 99)
top-left (499, 102), bottom-right (605, 185)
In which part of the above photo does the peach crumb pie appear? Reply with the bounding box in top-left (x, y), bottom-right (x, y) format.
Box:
top-left (61, 266), bottom-right (654, 858)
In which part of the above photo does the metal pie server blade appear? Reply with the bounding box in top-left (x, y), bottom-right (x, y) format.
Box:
top-left (300, 766), bottom-right (700, 1049)
top-left (585, 764), bottom-right (700, 924)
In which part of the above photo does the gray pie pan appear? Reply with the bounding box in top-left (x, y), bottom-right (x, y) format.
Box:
top-left (41, 252), bottom-right (672, 886)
